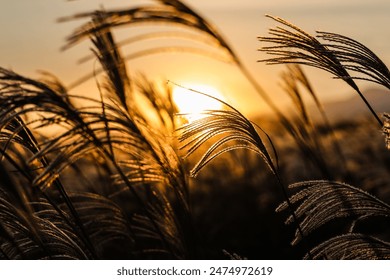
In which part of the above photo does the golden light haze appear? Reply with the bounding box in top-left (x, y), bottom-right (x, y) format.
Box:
top-left (1, 0), bottom-right (389, 117)
top-left (172, 84), bottom-right (225, 118)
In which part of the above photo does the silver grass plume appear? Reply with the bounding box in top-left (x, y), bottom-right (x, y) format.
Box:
top-left (277, 180), bottom-right (390, 259)
top-left (259, 15), bottom-right (383, 127)
top-left (317, 32), bottom-right (390, 90)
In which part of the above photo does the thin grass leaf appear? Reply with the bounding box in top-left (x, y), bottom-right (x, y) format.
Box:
top-left (383, 113), bottom-right (390, 149)
top-left (89, 14), bottom-right (132, 111)
top-left (222, 249), bottom-right (247, 260)
top-left (280, 66), bottom-right (310, 124)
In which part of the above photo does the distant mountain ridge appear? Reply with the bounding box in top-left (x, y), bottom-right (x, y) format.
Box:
top-left (314, 87), bottom-right (389, 123)
top-left (253, 87), bottom-right (389, 126)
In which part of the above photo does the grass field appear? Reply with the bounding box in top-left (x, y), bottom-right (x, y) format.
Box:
top-left (0, 1), bottom-right (389, 259)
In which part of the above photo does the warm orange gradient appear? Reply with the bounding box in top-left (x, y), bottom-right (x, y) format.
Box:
top-left (1, 1), bottom-right (389, 118)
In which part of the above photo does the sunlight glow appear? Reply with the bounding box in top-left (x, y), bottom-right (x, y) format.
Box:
top-left (172, 84), bottom-right (225, 120)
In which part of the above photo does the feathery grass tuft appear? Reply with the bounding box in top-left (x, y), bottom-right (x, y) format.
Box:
top-left (176, 85), bottom-right (277, 178)
top-left (305, 233), bottom-right (390, 260)
top-left (259, 15), bottom-right (383, 126)
top-left (277, 180), bottom-right (390, 256)
top-left (317, 32), bottom-right (390, 90)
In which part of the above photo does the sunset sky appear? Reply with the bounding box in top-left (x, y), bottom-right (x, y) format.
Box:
top-left (1, 0), bottom-right (389, 116)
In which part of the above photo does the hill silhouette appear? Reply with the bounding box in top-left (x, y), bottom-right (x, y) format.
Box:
top-left (319, 87), bottom-right (389, 123)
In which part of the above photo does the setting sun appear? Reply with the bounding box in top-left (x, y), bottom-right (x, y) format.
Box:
top-left (1, 0), bottom-right (389, 266)
top-left (172, 84), bottom-right (225, 118)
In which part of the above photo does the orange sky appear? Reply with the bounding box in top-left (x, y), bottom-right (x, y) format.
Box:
top-left (1, 0), bottom-right (389, 117)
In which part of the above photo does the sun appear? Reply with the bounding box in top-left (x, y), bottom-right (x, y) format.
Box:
top-left (172, 84), bottom-right (225, 119)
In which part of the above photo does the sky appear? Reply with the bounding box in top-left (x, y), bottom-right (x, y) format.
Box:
top-left (1, 0), bottom-right (389, 116)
